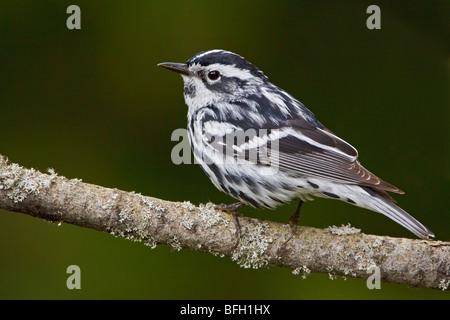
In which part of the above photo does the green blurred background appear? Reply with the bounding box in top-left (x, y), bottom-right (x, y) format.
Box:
top-left (0, 0), bottom-right (449, 299)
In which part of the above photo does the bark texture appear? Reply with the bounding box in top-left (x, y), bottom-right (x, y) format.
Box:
top-left (0, 155), bottom-right (449, 290)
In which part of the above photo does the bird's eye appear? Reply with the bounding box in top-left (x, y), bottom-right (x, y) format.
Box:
top-left (207, 70), bottom-right (220, 81)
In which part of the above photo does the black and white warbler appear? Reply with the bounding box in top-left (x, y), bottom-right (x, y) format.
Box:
top-left (158, 49), bottom-right (434, 240)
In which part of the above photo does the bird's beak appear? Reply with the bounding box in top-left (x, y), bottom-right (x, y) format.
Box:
top-left (157, 62), bottom-right (196, 77)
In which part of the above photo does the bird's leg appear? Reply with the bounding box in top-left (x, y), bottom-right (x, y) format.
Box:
top-left (215, 202), bottom-right (245, 246)
top-left (286, 200), bottom-right (304, 243)
top-left (290, 200), bottom-right (303, 227)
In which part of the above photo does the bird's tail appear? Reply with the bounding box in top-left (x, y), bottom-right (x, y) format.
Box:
top-left (324, 185), bottom-right (435, 239)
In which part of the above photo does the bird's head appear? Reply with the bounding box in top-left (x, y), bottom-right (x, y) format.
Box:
top-left (158, 50), bottom-right (268, 109)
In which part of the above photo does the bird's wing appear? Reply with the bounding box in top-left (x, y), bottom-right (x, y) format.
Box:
top-left (269, 117), bottom-right (404, 194)
top-left (201, 116), bottom-right (403, 195)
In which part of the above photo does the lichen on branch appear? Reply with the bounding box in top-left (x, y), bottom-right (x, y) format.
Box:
top-left (0, 154), bottom-right (449, 291)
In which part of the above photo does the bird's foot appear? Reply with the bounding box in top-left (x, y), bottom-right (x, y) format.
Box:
top-left (284, 200), bottom-right (303, 244)
top-left (215, 202), bottom-right (244, 248)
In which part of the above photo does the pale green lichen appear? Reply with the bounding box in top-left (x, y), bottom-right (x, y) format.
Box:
top-left (102, 193), bottom-right (119, 211)
top-left (327, 223), bottom-right (361, 236)
top-left (341, 267), bottom-right (357, 278)
top-left (136, 193), bottom-right (166, 214)
top-left (354, 238), bottom-right (382, 272)
top-left (232, 221), bottom-right (272, 269)
top-left (118, 207), bottom-right (132, 223)
top-left (326, 266), bottom-right (357, 281)
top-left (292, 265), bottom-right (311, 279)
top-left (147, 201), bottom-right (166, 213)
top-left (0, 156), bottom-right (51, 203)
top-left (177, 201), bottom-right (198, 230)
top-left (198, 202), bottom-right (229, 228)
top-left (325, 236), bottom-right (382, 281)
top-left (143, 237), bottom-right (158, 249)
top-left (69, 177), bottom-right (83, 186)
top-left (176, 201), bottom-right (197, 211)
top-left (46, 168), bottom-right (59, 182)
top-left (438, 279), bottom-right (450, 291)
top-left (181, 213), bottom-right (195, 230)
top-left (169, 235), bottom-right (182, 251)
top-left (327, 266), bottom-right (338, 280)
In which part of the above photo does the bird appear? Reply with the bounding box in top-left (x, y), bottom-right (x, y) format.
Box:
top-left (158, 49), bottom-right (434, 240)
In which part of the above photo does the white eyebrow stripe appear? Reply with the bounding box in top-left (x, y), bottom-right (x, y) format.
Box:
top-left (192, 50), bottom-right (225, 61)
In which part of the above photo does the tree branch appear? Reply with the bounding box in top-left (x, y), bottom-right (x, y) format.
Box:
top-left (0, 155), bottom-right (449, 290)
